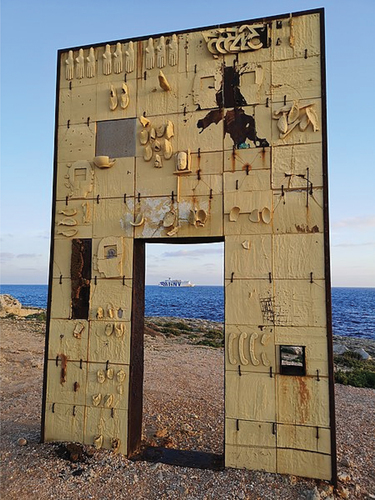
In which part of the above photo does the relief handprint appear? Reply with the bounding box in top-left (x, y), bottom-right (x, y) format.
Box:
top-left (156, 36), bottom-right (166, 68)
top-left (113, 42), bottom-right (123, 74)
top-left (75, 48), bottom-right (85, 79)
top-left (125, 41), bottom-right (135, 73)
top-left (145, 38), bottom-right (155, 70)
top-left (65, 50), bottom-right (74, 80)
top-left (86, 47), bottom-right (96, 78)
top-left (102, 44), bottom-right (112, 75)
top-left (169, 34), bottom-right (178, 67)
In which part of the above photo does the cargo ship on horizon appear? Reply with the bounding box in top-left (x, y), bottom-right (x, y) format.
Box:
top-left (158, 278), bottom-right (195, 287)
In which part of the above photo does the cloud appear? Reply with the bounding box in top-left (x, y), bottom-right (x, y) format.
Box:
top-left (333, 242), bottom-right (375, 248)
top-left (37, 230), bottom-right (50, 239)
top-left (17, 253), bottom-right (42, 259)
top-left (332, 216), bottom-right (375, 229)
top-left (0, 252), bottom-right (15, 262)
top-left (161, 248), bottom-right (223, 258)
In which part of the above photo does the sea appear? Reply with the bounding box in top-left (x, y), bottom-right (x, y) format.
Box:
top-left (0, 284), bottom-right (374, 340)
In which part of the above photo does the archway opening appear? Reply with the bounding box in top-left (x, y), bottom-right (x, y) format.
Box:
top-left (131, 239), bottom-right (225, 469)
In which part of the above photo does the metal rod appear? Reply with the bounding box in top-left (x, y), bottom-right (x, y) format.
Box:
top-left (238, 365), bottom-right (242, 376)
top-left (306, 168), bottom-right (310, 207)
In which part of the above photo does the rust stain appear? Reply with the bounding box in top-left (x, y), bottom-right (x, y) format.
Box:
top-left (261, 148), bottom-right (266, 165)
top-left (196, 65), bottom-right (269, 149)
top-left (137, 41), bottom-right (143, 78)
top-left (73, 381), bottom-right (80, 392)
top-left (60, 354), bottom-right (68, 385)
top-left (242, 163), bottom-right (252, 172)
top-left (295, 224), bottom-right (319, 233)
top-left (297, 377), bottom-right (310, 423)
top-left (231, 150), bottom-right (236, 172)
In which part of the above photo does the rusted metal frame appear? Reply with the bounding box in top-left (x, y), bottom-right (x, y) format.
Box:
top-left (127, 239), bottom-right (146, 457)
top-left (140, 236), bottom-right (224, 245)
top-left (40, 50), bottom-right (61, 443)
top-left (57, 8), bottom-right (324, 54)
top-left (319, 9), bottom-right (337, 488)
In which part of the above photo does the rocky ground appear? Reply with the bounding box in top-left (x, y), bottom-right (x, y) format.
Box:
top-left (0, 316), bottom-right (374, 499)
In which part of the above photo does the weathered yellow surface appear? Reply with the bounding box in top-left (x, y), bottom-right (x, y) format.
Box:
top-left (93, 157), bottom-right (135, 199)
top-left (57, 123), bottom-right (96, 163)
top-left (176, 111), bottom-right (224, 153)
top-left (277, 449), bottom-right (331, 480)
top-left (271, 143), bottom-right (323, 189)
top-left (272, 56), bottom-right (321, 102)
top-left (93, 198), bottom-right (134, 239)
top-left (89, 279), bottom-right (132, 322)
top-left (88, 320), bottom-right (131, 364)
top-left (44, 11), bottom-right (334, 481)
top-left (46, 359), bottom-right (87, 406)
top-left (48, 319), bottom-right (89, 361)
top-left (226, 418), bottom-right (276, 447)
top-left (86, 362), bottom-right (129, 410)
top-left (225, 325), bottom-right (275, 373)
top-left (225, 444), bottom-right (277, 473)
top-left (273, 279), bottom-right (327, 327)
top-left (50, 278), bottom-right (72, 319)
top-left (225, 371), bottom-right (276, 421)
top-left (275, 327), bottom-right (329, 377)
top-left (224, 235), bottom-right (272, 279)
top-left (44, 402), bottom-right (85, 443)
top-left (273, 233), bottom-right (325, 280)
top-left (277, 423), bottom-right (331, 454)
top-left (224, 148), bottom-right (271, 173)
top-left (276, 375), bottom-right (330, 427)
top-left (84, 407), bottom-right (128, 455)
top-left (225, 279), bottom-right (273, 326)
top-left (273, 188), bottom-right (324, 235)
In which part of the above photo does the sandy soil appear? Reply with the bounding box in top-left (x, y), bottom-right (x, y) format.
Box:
top-left (0, 318), bottom-right (374, 499)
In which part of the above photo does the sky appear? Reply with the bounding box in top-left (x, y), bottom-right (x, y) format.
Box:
top-left (0, 0), bottom-right (374, 286)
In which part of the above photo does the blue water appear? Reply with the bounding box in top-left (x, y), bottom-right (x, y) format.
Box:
top-left (1, 284), bottom-right (374, 340)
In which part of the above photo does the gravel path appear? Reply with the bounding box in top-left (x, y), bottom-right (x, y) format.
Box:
top-left (0, 318), bottom-right (374, 499)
